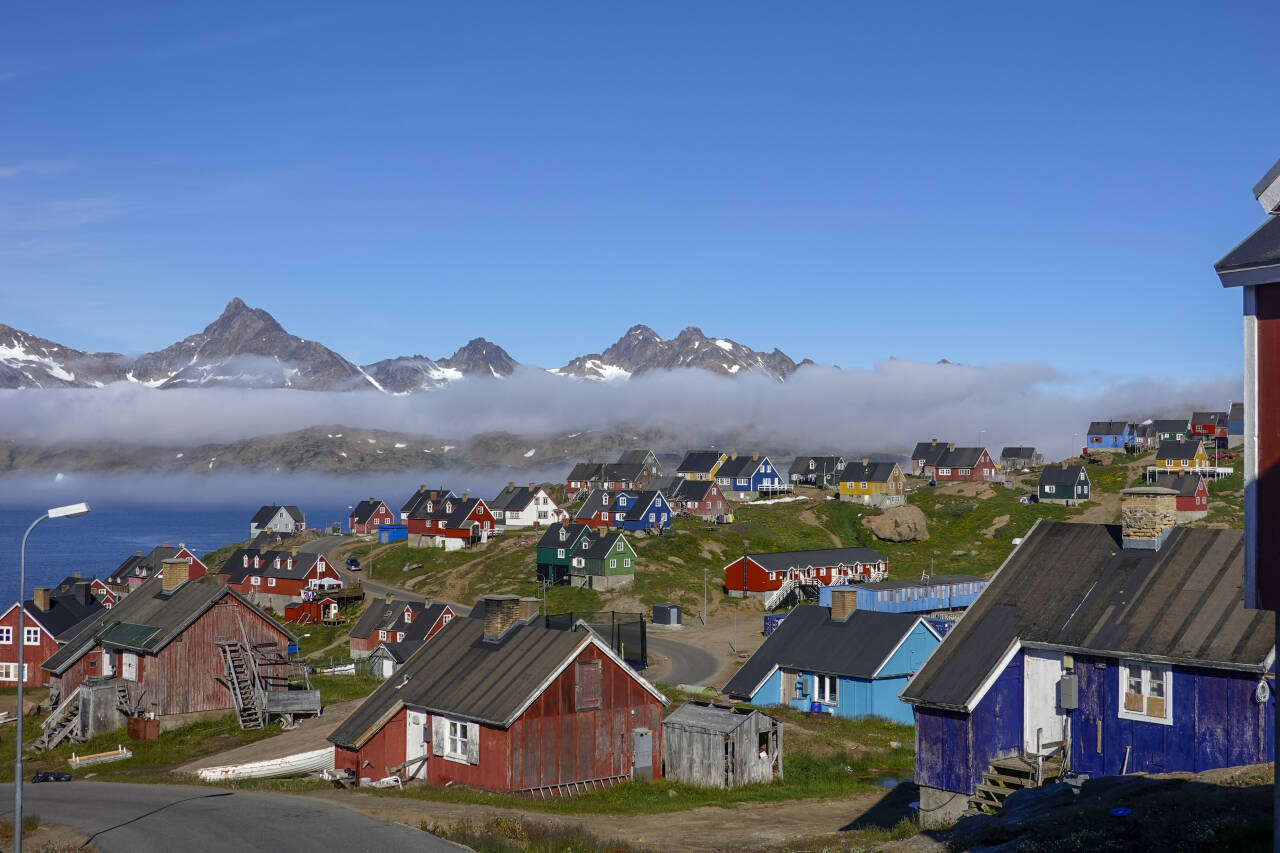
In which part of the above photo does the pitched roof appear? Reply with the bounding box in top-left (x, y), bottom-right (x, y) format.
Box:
top-left (1087, 421), bottom-right (1129, 436)
top-left (677, 451), bottom-right (723, 474)
top-left (349, 600), bottom-right (449, 642)
top-left (408, 495), bottom-right (484, 525)
top-left (577, 530), bottom-right (630, 560)
top-left (1191, 411), bottom-right (1224, 426)
top-left (839, 460), bottom-right (899, 483)
top-left (219, 548), bottom-right (320, 584)
top-left (716, 455), bottom-right (767, 479)
top-left (622, 490), bottom-right (665, 522)
top-left (648, 475), bottom-right (684, 495)
top-left (489, 484), bottom-right (536, 512)
top-left (44, 575), bottom-right (293, 675)
top-left (250, 505), bottom-right (280, 526)
top-left (788, 456), bottom-right (845, 476)
top-left (617, 449), bottom-right (656, 467)
top-left (1000, 446), bottom-right (1036, 460)
top-left (1155, 473), bottom-right (1205, 497)
top-left (1229, 402), bottom-right (1244, 421)
top-left (1216, 214), bottom-right (1280, 282)
top-left (671, 479), bottom-right (716, 501)
top-left (1153, 419), bottom-right (1189, 433)
top-left (600, 462), bottom-right (647, 482)
top-left (1038, 464), bottom-right (1087, 488)
top-left (1157, 439), bottom-right (1204, 459)
top-left (742, 547), bottom-right (885, 572)
top-left (723, 606), bottom-right (928, 697)
top-left (24, 583), bottom-right (107, 641)
top-left (349, 499), bottom-right (385, 524)
top-left (566, 462), bottom-right (602, 482)
top-left (901, 522), bottom-right (1270, 711)
top-left (328, 616), bottom-right (662, 746)
top-left (537, 522), bottom-right (589, 550)
top-left (937, 447), bottom-right (987, 469)
top-left (664, 701), bottom-right (774, 734)
top-left (911, 442), bottom-right (948, 465)
top-left (575, 489), bottom-right (635, 520)
top-left (400, 487), bottom-right (454, 516)
top-left (106, 545), bottom-right (182, 586)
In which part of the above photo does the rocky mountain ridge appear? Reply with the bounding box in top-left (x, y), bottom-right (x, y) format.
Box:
top-left (0, 299), bottom-right (813, 391)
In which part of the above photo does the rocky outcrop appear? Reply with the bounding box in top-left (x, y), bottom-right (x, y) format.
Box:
top-left (436, 338), bottom-right (517, 377)
top-left (556, 324), bottom-right (812, 381)
top-left (862, 505), bottom-right (930, 542)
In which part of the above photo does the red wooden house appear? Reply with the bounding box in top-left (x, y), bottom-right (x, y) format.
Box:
top-left (348, 598), bottom-right (455, 658)
top-left (669, 480), bottom-right (731, 521)
top-left (283, 597), bottom-right (340, 624)
top-left (0, 580), bottom-right (106, 687)
top-left (218, 548), bottom-right (342, 607)
top-left (1189, 411), bottom-right (1221, 439)
top-left (407, 495), bottom-right (497, 550)
top-left (573, 489), bottom-right (636, 530)
top-left (1155, 473), bottom-right (1210, 521)
top-left (723, 547), bottom-right (888, 600)
top-left (350, 499), bottom-right (395, 534)
top-left (329, 595), bottom-right (666, 791)
top-left (89, 578), bottom-right (117, 608)
top-left (106, 544), bottom-right (209, 597)
top-left (43, 569), bottom-right (295, 724)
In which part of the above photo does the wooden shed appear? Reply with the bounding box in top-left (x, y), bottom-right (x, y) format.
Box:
top-left (662, 701), bottom-right (782, 788)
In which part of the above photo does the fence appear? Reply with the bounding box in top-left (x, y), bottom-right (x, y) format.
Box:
top-left (545, 611), bottom-right (647, 670)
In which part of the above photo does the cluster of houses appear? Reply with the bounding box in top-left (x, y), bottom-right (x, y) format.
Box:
top-left (1085, 406), bottom-right (1243, 454)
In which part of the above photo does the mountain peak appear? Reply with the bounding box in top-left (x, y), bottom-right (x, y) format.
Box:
top-left (438, 338), bottom-right (516, 377)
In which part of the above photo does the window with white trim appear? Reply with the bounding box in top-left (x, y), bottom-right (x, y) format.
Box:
top-left (815, 674), bottom-right (838, 704)
top-left (267, 577), bottom-right (277, 587)
top-left (1045, 485), bottom-right (1055, 494)
top-left (445, 719), bottom-right (471, 761)
top-left (1119, 660), bottom-right (1171, 724)
top-left (24, 626), bottom-right (40, 645)
top-left (0, 627), bottom-right (10, 644)
top-left (959, 468), bottom-right (971, 476)
top-left (0, 663), bottom-right (25, 681)
top-left (557, 548), bottom-right (565, 559)
top-left (938, 468), bottom-right (951, 476)
top-left (250, 576), bottom-right (261, 586)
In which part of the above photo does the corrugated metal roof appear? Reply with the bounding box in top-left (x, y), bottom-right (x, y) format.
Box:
top-left (901, 522), bottom-right (1272, 711)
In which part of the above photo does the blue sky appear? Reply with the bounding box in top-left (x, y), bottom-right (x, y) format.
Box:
top-left (1, 2), bottom-right (1276, 379)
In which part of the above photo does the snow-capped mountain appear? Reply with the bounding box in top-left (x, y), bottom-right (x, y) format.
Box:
top-left (361, 355), bottom-right (462, 394)
top-left (436, 338), bottom-right (517, 378)
top-left (126, 298), bottom-right (376, 390)
top-left (553, 325), bottom-right (811, 381)
top-left (0, 324), bottom-right (129, 388)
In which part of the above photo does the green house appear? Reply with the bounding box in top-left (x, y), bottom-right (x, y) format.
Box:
top-left (536, 522), bottom-right (589, 583)
top-left (569, 530), bottom-right (637, 590)
top-left (1038, 463), bottom-right (1090, 505)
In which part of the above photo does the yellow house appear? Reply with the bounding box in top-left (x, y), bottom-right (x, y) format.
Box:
top-left (837, 459), bottom-right (906, 507)
top-left (1154, 440), bottom-right (1210, 471)
top-left (676, 450), bottom-right (728, 481)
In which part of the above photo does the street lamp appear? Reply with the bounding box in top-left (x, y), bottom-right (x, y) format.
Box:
top-left (16, 502), bottom-right (90, 853)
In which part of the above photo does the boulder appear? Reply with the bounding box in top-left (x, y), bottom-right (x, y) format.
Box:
top-left (862, 505), bottom-right (930, 542)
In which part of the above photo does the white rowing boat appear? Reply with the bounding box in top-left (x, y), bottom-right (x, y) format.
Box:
top-left (197, 746), bottom-right (335, 781)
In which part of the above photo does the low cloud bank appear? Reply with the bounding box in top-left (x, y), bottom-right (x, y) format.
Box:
top-left (0, 359), bottom-right (1241, 462)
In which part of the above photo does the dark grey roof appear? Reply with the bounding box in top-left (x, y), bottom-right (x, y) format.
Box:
top-left (218, 548), bottom-right (317, 584)
top-left (1155, 473), bottom-right (1205, 497)
top-left (1216, 214), bottom-right (1280, 282)
top-left (716, 455), bottom-right (767, 479)
top-left (26, 583), bottom-right (107, 642)
top-left (400, 487), bottom-right (454, 516)
top-left (600, 462), bottom-right (647, 482)
top-left (44, 575), bottom-right (293, 675)
top-left (566, 462), bottom-right (602, 482)
top-left (1087, 421), bottom-right (1129, 436)
top-left (622, 490), bottom-right (665, 522)
top-left (938, 447), bottom-right (987, 469)
top-left (839, 461), bottom-right (898, 483)
top-left (1153, 419), bottom-right (1189, 433)
top-left (574, 489), bottom-right (635, 520)
top-left (1253, 157), bottom-right (1280, 201)
top-left (374, 641), bottom-right (418, 664)
top-left (788, 456), bottom-right (844, 476)
top-left (250, 505), bottom-right (279, 526)
top-left (677, 451), bottom-right (723, 474)
top-left (577, 531), bottom-right (629, 560)
top-left (489, 484), bottom-right (535, 512)
top-left (350, 600), bottom-right (448, 642)
top-left (911, 441), bottom-right (948, 464)
top-left (107, 545), bottom-right (181, 586)
top-left (745, 547), bottom-right (884, 572)
top-left (664, 701), bottom-right (773, 734)
top-left (1191, 411), bottom-right (1223, 426)
top-left (1000, 446), bottom-right (1036, 460)
top-left (1038, 464), bottom-right (1087, 489)
top-left (349, 499), bottom-right (385, 524)
top-left (536, 522), bottom-right (588, 550)
top-left (672, 479), bottom-right (716, 501)
top-left (617, 449), bottom-right (656, 467)
top-left (328, 617), bottom-right (606, 745)
top-left (1157, 439), bottom-right (1203, 459)
top-left (648, 475), bottom-right (684, 495)
top-left (724, 607), bottom-right (925, 697)
top-left (1229, 402), bottom-right (1244, 421)
top-left (901, 522), bottom-right (1271, 711)
top-left (408, 495), bottom-right (483, 526)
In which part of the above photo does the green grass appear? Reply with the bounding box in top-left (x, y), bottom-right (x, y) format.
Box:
top-left (310, 672), bottom-right (382, 703)
top-left (292, 604), bottom-right (364, 658)
top-left (425, 818), bottom-right (640, 853)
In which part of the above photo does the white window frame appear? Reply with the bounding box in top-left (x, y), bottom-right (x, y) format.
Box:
top-left (1045, 484), bottom-right (1055, 494)
top-left (0, 627), bottom-right (10, 644)
top-left (24, 626), bottom-right (40, 646)
top-left (959, 468), bottom-right (971, 476)
top-left (267, 577), bottom-right (277, 587)
top-left (609, 559), bottom-right (617, 569)
top-left (938, 467), bottom-right (951, 476)
top-left (815, 674), bottom-right (838, 705)
top-left (445, 718), bottom-right (471, 762)
top-left (250, 576), bottom-right (261, 586)
top-left (0, 662), bottom-right (25, 682)
top-left (557, 548), bottom-right (565, 559)
top-left (1118, 660), bottom-right (1172, 726)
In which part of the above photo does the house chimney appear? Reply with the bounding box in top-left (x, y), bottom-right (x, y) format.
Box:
top-left (931, 438), bottom-right (937, 446)
top-left (463, 492), bottom-right (469, 501)
top-left (861, 458), bottom-right (869, 466)
top-left (385, 592), bottom-right (394, 603)
top-left (731, 452), bottom-right (738, 460)
top-left (528, 482), bottom-right (536, 492)
top-left (32, 587), bottom-right (51, 612)
top-left (1121, 487), bottom-right (1178, 551)
top-left (947, 443), bottom-right (956, 452)
top-left (482, 594), bottom-right (522, 642)
top-left (830, 588), bottom-right (857, 622)
top-left (73, 571), bottom-right (81, 578)
top-left (1061, 461), bottom-right (1068, 470)
top-left (517, 597), bottom-right (541, 622)
top-left (161, 558), bottom-right (189, 591)
top-left (752, 453), bottom-right (759, 461)
top-left (508, 481), bottom-right (515, 489)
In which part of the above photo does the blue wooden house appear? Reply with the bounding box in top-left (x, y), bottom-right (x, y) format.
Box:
top-left (723, 594), bottom-right (943, 725)
top-left (618, 490), bottom-right (671, 531)
top-left (1085, 420), bottom-right (1135, 450)
top-left (715, 453), bottom-right (785, 495)
top-left (1228, 402), bottom-right (1243, 447)
top-left (901, 504), bottom-right (1275, 826)
top-left (817, 576), bottom-right (987, 614)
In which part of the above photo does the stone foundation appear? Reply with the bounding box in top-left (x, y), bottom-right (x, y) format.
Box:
top-left (918, 784), bottom-right (971, 827)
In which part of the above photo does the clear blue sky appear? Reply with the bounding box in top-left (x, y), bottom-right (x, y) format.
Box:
top-left (1, 2), bottom-right (1275, 378)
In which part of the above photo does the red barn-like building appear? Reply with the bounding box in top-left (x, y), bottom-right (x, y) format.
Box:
top-left (328, 595), bottom-right (666, 792)
top-left (724, 548), bottom-right (888, 600)
top-left (218, 548), bottom-right (341, 607)
top-left (407, 496), bottom-right (497, 549)
top-left (349, 499), bottom-right (395, 535)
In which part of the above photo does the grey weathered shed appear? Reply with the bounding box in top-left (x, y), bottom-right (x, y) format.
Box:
top-left (661, 701), bottom-right (782, 788)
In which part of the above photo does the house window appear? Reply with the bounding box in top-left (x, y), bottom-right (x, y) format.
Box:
top-left (616, 541), bottom-right (624, 551)
top-left (378, 630), bottom-right (387, 641)
top-left (250, 576), bottom-right (261, 586)
top-left (938, 468), bottom-right (950, 476)
top-left (445, 719), bottom-right (471, 761)
top-left (615, 512), bottom-right (624, 521)
top-left (959, 468), bottom-right (971, 476)
top-left (624, 559), bottom-right (631, 568)
top-left (0, 663), bottom-right (25, 682)
top-left (0, 627), bottom-right (10, 644)
top-left (1119, 661), bottom-right (1172, 725)
top-left (609, 559), bottom-right (617, 568)
top-left (24, 626), bottom-right (39, 646)
top-left (1045, 485), bottom-right (1055, 494)
top-left (815, 674), bottom-right (838, 704)
top-left (860, 482), bottom-right (868, 490)
top-left (575, 659), bottom-right (603, 710)
top-left (648, 513), bottom-right (655, 522)
top-left (267, 578), bottom-right (277, 587)
top-left (557, 548), bottom-right (565, 559)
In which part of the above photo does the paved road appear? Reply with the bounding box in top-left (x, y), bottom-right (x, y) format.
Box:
top-left (300, 535), bottom-right (430, 605)
top-left (648, 634), bottom-right (721, 687)
top-left (2, 782), bottom-right (461, 853)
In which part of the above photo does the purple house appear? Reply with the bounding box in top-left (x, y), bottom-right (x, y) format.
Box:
top-left (901, 489), bottom-right (1274, 825)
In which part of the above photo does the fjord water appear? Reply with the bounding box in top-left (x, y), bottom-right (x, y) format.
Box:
top-left (0, 503), bottom-right (351, 594)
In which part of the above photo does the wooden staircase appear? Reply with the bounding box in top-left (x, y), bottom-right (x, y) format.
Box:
top-left (969, 748), bottom-right (1065, 814)
top-left (218, 640), bottom-right (265, 729)
top-left (31, 687), bottom-right (84, 752)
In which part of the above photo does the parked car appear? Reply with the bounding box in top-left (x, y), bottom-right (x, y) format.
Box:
top-left (1212, 451), bottom-right (1237, 460)
top-left (345, 557), bottom-right (361, 571)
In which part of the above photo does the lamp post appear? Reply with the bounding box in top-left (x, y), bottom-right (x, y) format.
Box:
top-left (702, 563), bottom-right (708, 627)
top-left (16, 502), bottom-right (90, 853)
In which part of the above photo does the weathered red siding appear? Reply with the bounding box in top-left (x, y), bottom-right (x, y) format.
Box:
top-left (54, 596), bottom-right (291, 717)
top-left (0, 605), bottom-right (58, 687)
top-left (1255, 287), bottom-right (1280, 608)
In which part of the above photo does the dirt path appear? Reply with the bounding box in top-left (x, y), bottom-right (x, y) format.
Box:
top-left (798, 508), bottom-right (842, 547)
top-left (303, 785), bottom-right (910, 852)
top-left (172, 700), bottom-right (362, 775)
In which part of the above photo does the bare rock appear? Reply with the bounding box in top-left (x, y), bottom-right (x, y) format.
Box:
top-left (983, 514), bottom-right (1011, 538)
top-left (862, 505), bottom-right (930, 542)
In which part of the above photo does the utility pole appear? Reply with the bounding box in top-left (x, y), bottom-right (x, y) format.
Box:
top-left (702, 563), bottom-right (708, 627)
